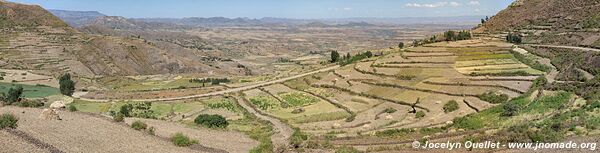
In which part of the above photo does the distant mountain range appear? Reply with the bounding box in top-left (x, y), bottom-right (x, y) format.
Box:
top-left (49, 9), bottom-right (482, 28)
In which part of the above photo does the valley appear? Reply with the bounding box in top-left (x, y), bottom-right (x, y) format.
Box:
top-left (1, 0), bottom-right (599, 153)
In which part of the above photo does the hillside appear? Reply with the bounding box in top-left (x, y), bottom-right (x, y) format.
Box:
top-left (476, 0), bottom-right (600, 32)
top-left (0, 1), bottom-right (246, 78)
top-left (0, 1), bottom-right (68, 28)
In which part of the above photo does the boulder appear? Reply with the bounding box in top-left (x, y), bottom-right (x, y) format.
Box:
top-left (40, 109), bottom-right (61, 120)
top-left (49, 101), bottom-right (66, 109)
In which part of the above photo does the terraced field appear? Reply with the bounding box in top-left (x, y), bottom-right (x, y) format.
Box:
top-left (230, 38), bottom-right (545, 151)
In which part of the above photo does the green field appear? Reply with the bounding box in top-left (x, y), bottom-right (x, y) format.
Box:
top-left (0, 82), bottom-right (60, 98)
top-left (99, 77), bottom-right (222, 92)
top-left (71, 100), bottom-right (205, 118)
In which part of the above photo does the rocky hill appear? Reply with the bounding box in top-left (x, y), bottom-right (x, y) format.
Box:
top-left (0, 1), bottom-right (68, 28)
top-left (476, 0), bottom-right (600, 32)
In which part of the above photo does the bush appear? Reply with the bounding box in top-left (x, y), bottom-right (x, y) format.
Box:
top-left (171, 133), bottom-right (198, 147)
top-left (0, 113), bottom-right (18, 129)
top-left (68, 105), bottom-right (78, 112)
top-left (6, 86), bottom-right (23, 104)
top-left (382, 108), bottom-right (397, 114)
top-left (291, 129), bottom-right (308, 148)
top-left (443, 100), bottom-right (460, 113)
top-left (194, 114), bottom-right (228, 128)
top-left (415, 111), bottom-right (425, 119)
top-left (131, 120), bottom-right (148, 131)
top-left (502, 102), bottom-right (520, 117)
top-left (113, 113), bottom-right (124, 122)
top-left (478, 92), bottom-right (510, 104)
top-left (59, 73), bottom-right (76, 96)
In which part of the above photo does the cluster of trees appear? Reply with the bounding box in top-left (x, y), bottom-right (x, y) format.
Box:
top-left (398, 42), bottom-right (404, 49)
top-left (444, 30), bottom-right (472, 41)
top-left (194, 114), bottom-right (228, 128)
top-left (189, 78), bottom-right (230, 85)
top-left (506, 33), bottom-right (523, 44)
top-left (331, 51), bottom-right (374, 65)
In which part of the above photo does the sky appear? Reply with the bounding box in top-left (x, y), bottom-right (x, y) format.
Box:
top-left (8, 0), bottom-right (514, 19)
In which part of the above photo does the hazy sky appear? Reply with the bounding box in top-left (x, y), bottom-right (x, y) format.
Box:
top-left (9, 0), bottom-right (513, 19)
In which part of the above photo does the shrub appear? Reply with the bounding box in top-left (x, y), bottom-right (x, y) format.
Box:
top-left (382, 108), bottom-right (397, 114)
top-left (415, 111), bottom-right (425, 119)
top-left (291, 129), bottom-right (308, 148)
top-left (59, 73), bottom-right (75, 96)
top-left (502, 102), bottom-right (520, 117)
top-left (194, 114), bottom-right (228, 128)
top-left (68, 105), bottom-right (78, 112)
top-left (171, 133), bottom-right (198, 147)
top-left (443, 100), bottom-right (460, 113)
top-left (131, 120), bottom-right (148, 131)
top-left (6, 86), bottom-right (23, 104)
top-left (113, 113), bottom-right (124, 122)
top-left (478, 92), bottom-right (510, 104)
top-left (0, 113), bottom-right (18, 129)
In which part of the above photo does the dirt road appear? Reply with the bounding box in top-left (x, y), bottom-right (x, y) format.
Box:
top-left (76, 65), bottom-right (340, 102)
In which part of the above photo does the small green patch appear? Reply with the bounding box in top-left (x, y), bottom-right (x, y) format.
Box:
top-left (131, 120), bottom-right (148, 130)
top-left (0, 113), bottom-right (18, 129)
top-left (478, 92), bottom-right (510, 104)
top-left (249, 96), bottom-right (279, 110)
top-left (279, 92), bottom-right (319, 107)
top-left (171, 133), bottom-right (198, 147)
top-left (415, 111), bottom-right (425, 119)
top-left (443, 100), bottom-right (459, 113)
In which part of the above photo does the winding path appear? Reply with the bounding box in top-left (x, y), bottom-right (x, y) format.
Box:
top-left (234, 97), bottom-right (294, 152)
top-left (75, 65), bottom-right (340, 102)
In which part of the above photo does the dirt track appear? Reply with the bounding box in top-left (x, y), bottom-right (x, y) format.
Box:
top-left (235, 97), bottom-right (294, 151)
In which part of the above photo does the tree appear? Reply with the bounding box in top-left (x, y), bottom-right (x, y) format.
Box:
top-left (345, 53), bottom-right (351, 60)
top-left (398, 42), bottom-right (404, 49)
top-left (330, 51), bottom-right (340, 63)
top-left (6, 86), bottom-right (23, 104)
top-left (59, 73), bottom-right (75, 96)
